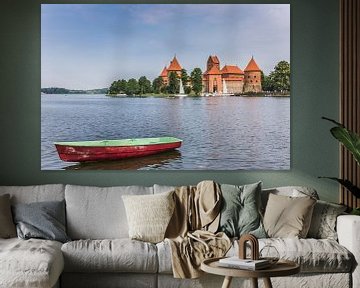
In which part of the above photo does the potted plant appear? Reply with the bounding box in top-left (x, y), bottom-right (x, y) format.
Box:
top-left (320, 117), bottom-right (360, 215)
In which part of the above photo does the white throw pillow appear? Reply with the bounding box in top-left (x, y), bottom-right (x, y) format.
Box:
top-left (122, 191), bottom-right (175, 243)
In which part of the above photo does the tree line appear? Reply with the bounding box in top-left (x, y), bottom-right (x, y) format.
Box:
top-left (108, 68), bottom-right (203, 96)
top-left (41, 87), bottom-right (108, 94)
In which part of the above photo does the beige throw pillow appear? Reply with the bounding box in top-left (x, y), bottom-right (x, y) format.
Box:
top-left (263, 193), bottom-right (316, 238)
top-left (122, 191), bottom-right (175, 243)
top-left (0, 194), bottom-right (17, 238)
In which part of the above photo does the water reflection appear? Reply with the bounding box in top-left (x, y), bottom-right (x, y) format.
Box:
top-left (63, 150), bottom-right (181, 170)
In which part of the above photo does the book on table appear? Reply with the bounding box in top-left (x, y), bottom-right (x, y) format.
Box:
top-left (218, 257), bottom-right (271, 270)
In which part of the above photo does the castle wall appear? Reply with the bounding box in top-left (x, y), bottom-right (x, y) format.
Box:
top-left (225, 80), bottom-right (244, 94)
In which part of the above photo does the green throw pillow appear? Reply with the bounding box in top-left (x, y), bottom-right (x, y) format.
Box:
top-left (218, 182), bottom-right (266, 238)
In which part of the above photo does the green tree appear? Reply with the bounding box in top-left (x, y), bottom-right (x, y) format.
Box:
top-left (126, 78), bottom-right (140, 95)
top-left (190, 68), bottom-right (203, 96)
top-left (181, 69), bottom-right (189, 86)
top-left (261, 71), bottom-right (274, 92)
top-left (270, 61), bottom-right (290, 92)
top-left (108, 81), bottom-right (119, 94)
top-left (152, 77), bottom-right (164, 94)
top-left (167, 72), bottom-right (179, 94)
top-left (117, 79), bottom-right (127, 94)
top-left (138, 76), bottom-right (152, 95)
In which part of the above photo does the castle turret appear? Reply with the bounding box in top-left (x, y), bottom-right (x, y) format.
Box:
top-left (167, 56), bottom-right (182, 77)
top-left (243, 57), bottom-right (262, 93)
top-left (203, 55), bottom-right (222, 94)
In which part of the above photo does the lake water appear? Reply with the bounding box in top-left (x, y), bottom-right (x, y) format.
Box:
top-left (41, 94), bottom-right (290, 170)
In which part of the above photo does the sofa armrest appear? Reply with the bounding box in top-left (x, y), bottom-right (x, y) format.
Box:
top-left (337, 215), bottom-right (360, 288)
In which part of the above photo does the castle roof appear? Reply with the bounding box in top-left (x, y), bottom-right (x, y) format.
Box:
top-left (160, 66), bottom-right (168, 77)
top-left (208, 55), bottom-right (220, 64)
top-left (204, 65), bottom-right (222, 75)
top-left (167, 56), bottom-right (182, 71)
top-left (244, 57), bottom-right (261, 72)
top-left (221, 65), bottom-right (244, 75)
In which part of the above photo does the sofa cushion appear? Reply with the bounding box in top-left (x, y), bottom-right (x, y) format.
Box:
top-left (263, 193), bottom-right (316, 238)
top-left (158, 237), bottom-right (353, 274)
top-left (0, 238), bottom-right (64, 288)
top-left (122, 191), bottom-right (175, 243)
top-left (65, 185), bottom-right (153, 239)
top-left (12, 200), bottom-right (70, 243)
top-left (261, 186), bottom-right (319, 213)
top-left (307, 200), bottom-right (347, 240)
top-left (218, 182), bottom-right (266, 238)
top-left (61, 239), bottom-right (158, 273)
top-left (0, 194), bottom-right (16, 238)
top-left (0, 184), bottom-right (65, 204)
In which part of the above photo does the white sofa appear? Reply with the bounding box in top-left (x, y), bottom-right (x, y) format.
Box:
top-left (0, 184), bottom-right (359, 288)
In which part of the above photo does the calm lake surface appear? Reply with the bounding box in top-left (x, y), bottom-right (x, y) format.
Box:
top-left (41, 94), bottom-right (290, 170)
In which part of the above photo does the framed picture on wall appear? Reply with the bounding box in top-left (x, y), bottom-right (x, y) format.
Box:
top-left (41, 3), bottom-right (290, 170)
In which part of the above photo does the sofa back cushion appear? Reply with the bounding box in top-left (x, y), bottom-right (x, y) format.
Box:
top-left (0, 184), bottom-right (65, 204)
top-left (65, 185), bottom-right (153, 239)
top-left (261, 186), bottom-right (319, 213)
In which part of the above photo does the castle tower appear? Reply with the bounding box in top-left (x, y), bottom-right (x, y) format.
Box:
top-left (243, 57), bottom-right (262, 93)
top-left (160, 66), bottom-right (168, 85)
top-left (207, 55), bottom-right (220, 71)
top-left (203, 55), bottom-right (222, 94)
top-left (167, 56), bottom-right (182, 77)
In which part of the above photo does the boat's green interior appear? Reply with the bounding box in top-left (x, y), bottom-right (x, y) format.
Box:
top-left (54, 137), bottom-right (182, 147)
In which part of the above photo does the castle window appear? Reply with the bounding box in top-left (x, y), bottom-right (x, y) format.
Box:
top-left (254, 75), bottom-right (256, 78)
top-left (248, 76), bottom-right (250, 78)
top-left (256, 80), bottom-right (258, 83)
top-left (250, 80), bottom-right (253, 83)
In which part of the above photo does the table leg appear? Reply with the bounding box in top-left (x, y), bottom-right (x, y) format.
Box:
top-left (263, 277), bottom-right (273, 288)
top-left (251, 278), bottom-right (258, 288)
top-left (221, 276), bottom-right (233, 288)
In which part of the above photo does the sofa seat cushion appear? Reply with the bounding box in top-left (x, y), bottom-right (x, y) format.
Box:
top-left (0, 238), bottom-right (64, 288)
top-left (62, 239), bottom-right (158, 273)
top-left (232, 238), bottom-right (353, 273)
top-left (157, 238), bottom-right (353, 274)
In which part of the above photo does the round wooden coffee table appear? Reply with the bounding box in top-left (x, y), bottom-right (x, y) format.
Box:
top-left (201, 257), bottom-right (300, 288)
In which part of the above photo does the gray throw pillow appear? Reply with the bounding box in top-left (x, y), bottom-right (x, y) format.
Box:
top-left (12, 200), bottom-right (70, 243)
top-left (307, 200), bottom-right (347, 240)
top-left (218, 182), bottom-right (266, 238)
top-left (0, 194), bottom-right (17, 238)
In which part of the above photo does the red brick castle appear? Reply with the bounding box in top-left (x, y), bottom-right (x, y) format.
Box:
top-left (160, 55), bottom-right (262, 95)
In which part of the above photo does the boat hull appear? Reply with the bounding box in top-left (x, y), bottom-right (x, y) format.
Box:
top-left (54, 137), bottom-right (182, 162)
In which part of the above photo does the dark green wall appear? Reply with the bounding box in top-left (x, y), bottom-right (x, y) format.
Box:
top-left (0, 0), bottom-right (340, 202)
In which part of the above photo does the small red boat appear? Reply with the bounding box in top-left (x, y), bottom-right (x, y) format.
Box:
top-left (54, 137), bottom-right (182, 162)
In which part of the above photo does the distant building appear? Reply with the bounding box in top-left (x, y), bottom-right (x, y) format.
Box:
top-left (160, 56), bottom-right (182, 86)
top-left (159, 55), bottom-right (262, 95)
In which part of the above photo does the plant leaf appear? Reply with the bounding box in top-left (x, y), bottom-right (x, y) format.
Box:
top-left (322, 116), bottom-right (360, 165)
top-left (318, 177), bottom-right (360, 198)
top-left (330, 126), bottom-right (360, 165)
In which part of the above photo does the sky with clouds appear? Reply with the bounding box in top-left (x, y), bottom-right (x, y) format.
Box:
top-left (41, 4), bottom-right (290, 90)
